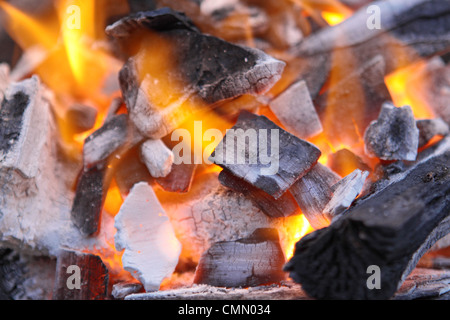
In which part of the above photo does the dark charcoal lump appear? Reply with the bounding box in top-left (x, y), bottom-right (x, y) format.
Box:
top-left (0, 92), bottom-right (29, 154)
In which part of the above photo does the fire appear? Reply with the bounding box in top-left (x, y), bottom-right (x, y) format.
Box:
top-left (284, 214), bottom-right (315, 260)
top-left (385, 61), bottom-right (435, 119)
top-left (321, 11), bottom-right (346, 26)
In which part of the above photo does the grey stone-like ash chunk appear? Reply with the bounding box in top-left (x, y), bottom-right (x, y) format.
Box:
top-left (364, 103), bottom-right (419, 161)
top-left (210, 111), bottom-right (321, 199)
top-left (140, 139), bottom-right (174, 178)
top-left (269, 80), bottom-right (322, 139)
top-left (417, 118), bottom-right (449, 148)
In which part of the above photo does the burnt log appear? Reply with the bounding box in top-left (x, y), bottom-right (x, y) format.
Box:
top-left (155, 162), bottom-right (197, 193)
top-left (65, 103), bottom-right (98, 134)
top-left (284, 150), bottom-right (450, 300)
top-left (218, 168), bottom-right (300, 218)
top-left (417, 118), bottom-right (449, 148)
top-left (53, 249), bottom-right (109, 300)
top-left (194, 228), bottom-right (286, 288)
top-left (210, 111), bottom-right (321, 199)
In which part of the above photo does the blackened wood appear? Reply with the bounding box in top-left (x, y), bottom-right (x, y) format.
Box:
top-left (284, 151), bottom-right (450, 300)
top-left (53, 250), bottom-right (109, 300)
top-left (211, 111), bottom-right (321, 199)
top-left (393, 268), bottom-right (450, 300)
top-left (71, 165), bottom-right (109, 236)
top-left (83, 114), bottom-right (129, 169)
top-left (364, 103), bottom-right (419, 161)
top-left (155, 162), bottom-right (197, 193)
top-left (290, 163), bottom-right (341, 229)
top-left (112, 281), bottom-right (143, 299)
top-left (194, 228), bottom-right (286, 288)
top-left (218, 168), bottom-right (299, 218)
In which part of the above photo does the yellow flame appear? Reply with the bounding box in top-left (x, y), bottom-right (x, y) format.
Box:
top-left (285, 214), bottom-right (315, 260)
top-left (321, 11), bottom-right (346, 26)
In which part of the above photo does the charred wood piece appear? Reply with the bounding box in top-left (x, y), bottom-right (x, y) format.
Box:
top-left (66, 103), bottom-right (98, 134)
top-left (290, 163), bottom-right (341, 229)
top-left (53, 249), bottom-right (109, 300)
top-left (269, 80), bottom-right (322, 139)
top-left (284, 151), bottom-right (450, 300)
top-left (218, 168), bottom-right (299, 218)
top-left (114, 182), bottom-right (181, 292)
top-left (194, 228), bottom-right (286, 288)
top-left (417, 118), bottom-right (449, 148)
top-left (112, 281), bottom-right (144, 299)
top-left (71, 165), bottom-right (109, 237)
top-left (155, 162), bottom-right (197, 193)
top-left (364, 103), bottom-right (419, 161)
top-left (211, 111), bottom-right (321, 199)
top-left (393, 268), bottom-right (450, 300)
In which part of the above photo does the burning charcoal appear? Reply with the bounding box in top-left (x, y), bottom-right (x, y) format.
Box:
top-left (393, 268), bottom-right (450, 300)
top-left (105, 97), bottom-right (124, 123)
top-left (269, 80), bottom-right (322, 139)
top-left (315, 55), bottom-right (391, 145)
top-left (66, 103), bottom-right (98, 134)
top-left (71, 165), bottom-right (109, 237)
top-left (112, 281), bottom-right (144, 299)
top-left (155, 163), bottom-right (197, 193)
top-left (364, 103), bottom-right (419, 161)
top-left (110, 8), bottom-right (285, 139)
top-left (194, 228), bottom-right (286, 288)
top-left (284, 150), bottom-right (450, 300)
top-left (211, 111), bottom-right (321, 199)
top-left (53, 249), bottom-right (109, 300)
top-left (140, 139), bottom-right (174, 178)
top-left (83, 114), bottom-right (129, 169)
top-left (115, 146), bottom-right (153, 195)
top-left (218, 168), bottom-right (300, 218)
top-left (418, 255), bottom-right (450, 271)
top-left (114, 182), bottom-right (182, 292)
top-left (417, 118), bottom-right (450, 148)
top-left (323, 169), bottom-right (369, 219)
top-left (328, 148), bottom-right (371, 177)
top-left (289, 163), bottom-right (341, 229)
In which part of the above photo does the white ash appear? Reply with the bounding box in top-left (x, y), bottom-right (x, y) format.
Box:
top-left (140, 139), bottom-right (174, 178)
top-left (114, 182), bottom-right (182, 292)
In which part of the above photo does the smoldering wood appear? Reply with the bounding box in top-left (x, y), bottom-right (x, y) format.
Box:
top-left (418, 255), bottom-right (450, 271)
top-left (364, 103), bottom-right (419, 161)
top-left (114, 146), bottom-right (153, 196)
top-left (53, 249), bottom-right (109, 300)
top-left (71, 165), bottom-right (109, 237)
top-left (82, 114), bottom-right (130, 169)
top-left (66, 103), bottom-right (98, 134)
top-left (284, 150), bottom-right (450, 300)
top-left (104, 97), bottom-right (124, 123)
top-left (393, 268), bottom-right (450, 300)
top-left (218, 168), bottom-right (300, 218)
top-left (323, 169), bottom-right (369, 219)
top-left (314, 55), bottom-right (392, 144)
top-left (328, 148), bottom-right (371, 178)
top-left (113, 9), bottom-right (285, 139)
top-left (211, 111), bottom-right (321, 199)
top-left (269, 80), bottom-right (322, 139)
top-left (417, 118), bottom-right (449, 148)
top-left (289, 163), bottom-right (341, 230)
top-left (114, 182), bottom-right (182, 292)
top-left (112, 281), bottom-right (143, 299)
top-left (194, 228), bottom-right (286, 288)
top-left (140, 139), bottom-right (174, 178)
top-left (155, 162), bottom-right (197, 193)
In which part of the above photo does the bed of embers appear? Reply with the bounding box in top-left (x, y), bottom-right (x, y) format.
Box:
top-left (0, 0), bottom-right (450, 300)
